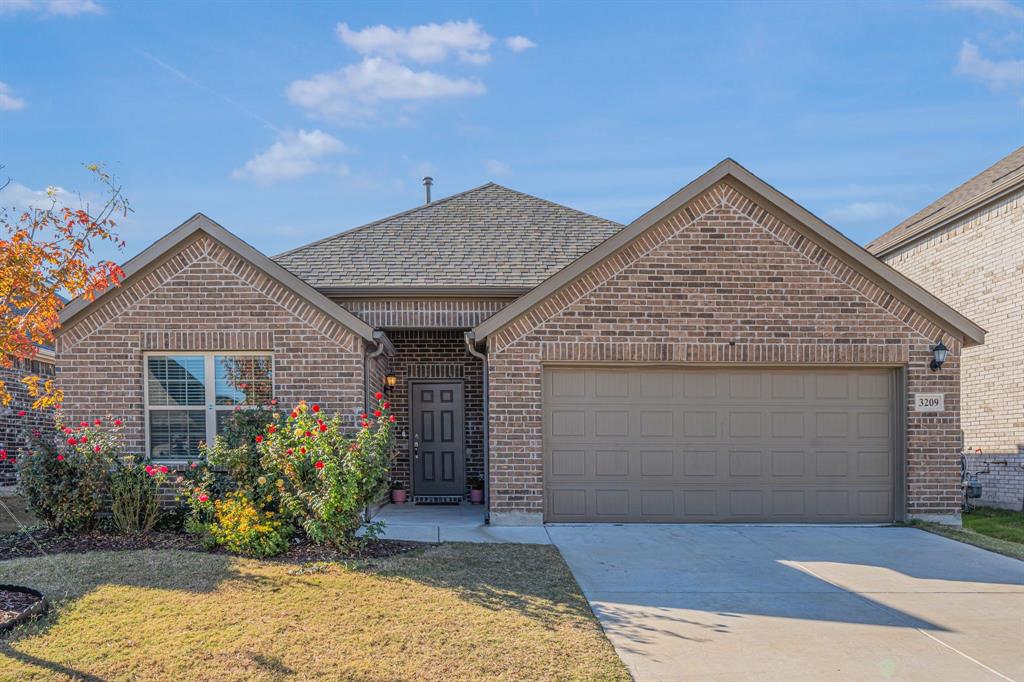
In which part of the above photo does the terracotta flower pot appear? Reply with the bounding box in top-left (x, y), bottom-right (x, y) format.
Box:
top-left (469, 489), bottom-right (483, 504)
top-left (391, 489), bottom-right (407, 504)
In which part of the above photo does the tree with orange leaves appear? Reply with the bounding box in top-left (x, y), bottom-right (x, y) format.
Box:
top-left (1, 164), bottom-right (129, 409)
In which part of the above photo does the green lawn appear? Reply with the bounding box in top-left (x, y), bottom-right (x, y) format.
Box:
top-left (913, 507), bottom-right (1024, 561)
top-left (0, 544), bottom-right (628, 681)
top-left (963, 506), bottom-right (1024, 544)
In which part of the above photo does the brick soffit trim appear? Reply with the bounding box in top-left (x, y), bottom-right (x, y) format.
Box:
top-left (472, 159), bottom-right (986, 349)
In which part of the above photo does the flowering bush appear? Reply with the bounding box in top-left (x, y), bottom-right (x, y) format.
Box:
top-left (110, 456), bottom-right (168, 534)
top-left (257, 397), bottom-right (393, 550)
top-left (208, 491), bottom-right (290, 558)
top-left (16, 418), bottom-right (115, 532)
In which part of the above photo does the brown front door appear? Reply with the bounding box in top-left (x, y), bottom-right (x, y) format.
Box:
top-left (411, 382), bottom-right (465, 497)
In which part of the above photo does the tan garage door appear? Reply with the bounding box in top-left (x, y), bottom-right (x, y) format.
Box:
top-left (544, 367), bottom-right (895, 523)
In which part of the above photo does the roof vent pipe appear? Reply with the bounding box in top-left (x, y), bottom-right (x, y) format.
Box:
top-left (423, 176), bottom-right (433, 204)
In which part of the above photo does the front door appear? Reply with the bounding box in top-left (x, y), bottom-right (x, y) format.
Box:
top-left (411, 382), bottom-right (465, 497)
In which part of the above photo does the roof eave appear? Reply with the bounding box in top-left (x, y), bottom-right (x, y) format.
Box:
top-left (473, 158), bottom-right (986, 348)
top-left (58, 214), bottom-right (376, 343)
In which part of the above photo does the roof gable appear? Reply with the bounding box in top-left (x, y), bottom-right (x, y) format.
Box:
top-left (59, 213), bottom-right (375, 341)
top-left (272, 183), bottom-right (623, 290)
top-left (472, 159), bottom-right (985, 347)
top-left (868, 145), bottom-right (1024, 256)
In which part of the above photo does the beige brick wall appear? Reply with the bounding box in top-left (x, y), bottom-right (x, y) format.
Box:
top-left (882, 188), bottom-right (1023, 457)
top-left (56, 234), bottom-right (368, 455)
top-left (487, 180), bottom-right (964, 521)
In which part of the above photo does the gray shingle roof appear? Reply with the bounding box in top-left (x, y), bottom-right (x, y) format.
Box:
top-left (272, 183), bottom-right (624, 289)
top-left (867, 145), bottom-right (1024, 255)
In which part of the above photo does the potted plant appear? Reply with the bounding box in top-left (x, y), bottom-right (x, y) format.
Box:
top-left (467, 476), bottom-right (484, 504)
top-left (390, 480), bottom-right (407, 504)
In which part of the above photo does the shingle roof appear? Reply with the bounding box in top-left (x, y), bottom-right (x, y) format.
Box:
top-left (272, 183), bottom-right (624, 289)
top-left (867, 145), bottom-right (1024, 255)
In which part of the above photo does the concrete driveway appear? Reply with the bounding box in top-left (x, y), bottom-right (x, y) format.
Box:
top-left (548, 525), bottom-right (1024, 682)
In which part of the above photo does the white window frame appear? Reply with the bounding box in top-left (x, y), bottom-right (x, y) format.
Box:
top-left (143, 351), bottom-right (274, 463)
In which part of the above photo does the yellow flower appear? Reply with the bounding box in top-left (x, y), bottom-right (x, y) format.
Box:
top-left (257, 476), bottom-right (267, 485)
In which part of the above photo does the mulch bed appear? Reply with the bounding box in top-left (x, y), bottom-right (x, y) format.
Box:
top-left (0, 587), bottom-right (44, 628)
top-left (0, 527), bottom-right (425, 563)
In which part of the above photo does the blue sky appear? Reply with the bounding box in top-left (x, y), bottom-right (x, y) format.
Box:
top-left (1, 0), bottom-right (1021, 265)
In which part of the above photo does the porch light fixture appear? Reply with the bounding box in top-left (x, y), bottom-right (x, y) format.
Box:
top-left (929, 340), bottom-right (948, 372)
top-left (384, 373), bottom-right (398, 391)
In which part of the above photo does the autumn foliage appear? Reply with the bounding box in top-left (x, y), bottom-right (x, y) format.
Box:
top-left (0, 164), bottom-right (129, 408)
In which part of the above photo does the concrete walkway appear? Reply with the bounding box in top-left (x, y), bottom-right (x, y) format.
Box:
top-left (371, 503), bottom-right (551, 544)
top-left (548, 525), bottom-right (1024, 682)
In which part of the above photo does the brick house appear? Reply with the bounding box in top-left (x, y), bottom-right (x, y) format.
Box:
top-left (0, 351), bottom-right (54, 485)
top-left (57, 159), bottom-right (984, 526)
top-left (868, 146), bottom-right (1023, 510)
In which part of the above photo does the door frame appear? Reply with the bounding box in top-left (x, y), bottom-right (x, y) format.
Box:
top-left (408, 378), bottom-right (467, 498)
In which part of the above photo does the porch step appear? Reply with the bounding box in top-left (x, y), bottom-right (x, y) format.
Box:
top-left (412, 495), bottom-right (463, 505)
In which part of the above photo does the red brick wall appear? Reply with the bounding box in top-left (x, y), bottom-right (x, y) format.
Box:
top-left (56, 234), bottom-right (368, 456)
top-left (487, 181), bottom-right (963, 521)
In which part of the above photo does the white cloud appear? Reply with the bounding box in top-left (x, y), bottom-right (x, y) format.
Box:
top-left (0, 81), bottom-right (25, 110)
top-left (287, 57), bottom-right (485, 122)
top-left (0, 182), bottom-right (74, 210)
top-left (824, 202), bottom-right (907, 225)
top-left (505, 35), bottom-right (536, 52)
top-left (232, 129), bottom-right (347, 185)
top-left (336, 20), bottom-right (494, 64)
top-left (946, 0), bottom-right (1024, 19)
top-left (485, 159), bottom-right (511, 177)
top-left (955, 40), bottom-right (1024, 90)
top-left (0, 0), bottom-right (104, 17)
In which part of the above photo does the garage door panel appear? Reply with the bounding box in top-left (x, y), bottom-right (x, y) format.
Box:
top-left (545, 368), bottom-right (894, 523)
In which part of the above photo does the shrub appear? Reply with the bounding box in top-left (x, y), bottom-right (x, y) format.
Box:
top-left (208, 491), bottom-right (290, 558)
top-left (110, 457), bottom-right (168, 534)
top-left (17, 419), bottom-right (112, 532)
top-left (258, 397), bottom-right (393, 550)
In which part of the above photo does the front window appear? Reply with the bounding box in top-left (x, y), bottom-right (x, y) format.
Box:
top-left (145, 353), bottom-right (272, 460)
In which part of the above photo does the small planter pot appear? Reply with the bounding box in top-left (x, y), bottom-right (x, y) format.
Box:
top-left (0, 585), bottom-right (48, 633)
top-left (391, 489), bottom-right (407, 504)
top-left (468, 489), bottom-right (483, 504)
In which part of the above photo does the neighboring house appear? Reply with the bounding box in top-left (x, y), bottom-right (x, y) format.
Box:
top-left (56, 160), bottom-right (984, 526)
top-left (0, 350), bottom-right (55, 485)
top-left (868, 146), bottom-right (1023, 510)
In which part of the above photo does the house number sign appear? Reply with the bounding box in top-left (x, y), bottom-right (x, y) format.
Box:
top-left (914, 393), bottom-right (944, 412)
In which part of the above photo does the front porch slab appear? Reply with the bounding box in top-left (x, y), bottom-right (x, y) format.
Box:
top-left (371, 503), bottom-right (551, 545)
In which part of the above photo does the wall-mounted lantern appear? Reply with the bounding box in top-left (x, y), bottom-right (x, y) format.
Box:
top-left (384, 373), bottom-right (398, 392)
top-left (930, 340), bottom-right (949, 372)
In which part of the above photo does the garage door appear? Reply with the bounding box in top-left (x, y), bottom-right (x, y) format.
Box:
top-left (544, 367), bottom-right (895, 523)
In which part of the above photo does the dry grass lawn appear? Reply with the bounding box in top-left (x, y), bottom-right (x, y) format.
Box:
top-left (0, 543), bottom-right (628, 681)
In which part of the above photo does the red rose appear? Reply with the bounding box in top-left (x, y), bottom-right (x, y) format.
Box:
top-left (94, 445), bottom-right (101, 453)
top-left (374, 391), bottom-right (383, 400)
top-left (114, 419), bottom-right (123, 426)
top-left (0, 450), bottom-right (6, 460)
top-left (267, 425), bottom-right (276, 433)
top-left (314, 460), bottom-right (324, 469)
top-left (319, 423), bottom-right (327, 432)
top-left (299, 446), bottom-right (307, 454)
top-left (255, 435), bottom-right (264, 443)
top-left (198, 494), bottom-right (209, 503)
top-left (190, 461), bottom-right (198, 469)
top-left (382, 401), bottom-right (390, 409)
top-left (63, 427), bottom-right (73, 434)
top-left (361, 420), bottom-right (370, 428)
top-left (286, 448), bottom-right (294, 455)
top-left (145, 465), bottom-right (153, 474)
top-left (67, 437), bottom-right (77, 445)
top-left (270, 399), bottom-right (278, 406)
top-left (80, 421), bottom-right (88, 427)
top-left (80, 436), bottom-right (88, 443)
top-left (374, 410), bottom-right (382, 417)
top-left (148, 469), bottom-right (156, 476)
top-left (304, 430), bottom-right (312, 438)
top-left (312, 404), bottom-right (320, 413)
top-left (8, 458), bottom-right (15, 465)
top-left (57, 455), bottom-right (64, 462)
top-left (17, 411), bottom-right (25, 416)
top-left (158, 465), bottom-right (169, 474)
top-left (94, 419), bottom-right (102, 426)
top-left (389, 415), bottom-right (396, 422)
top-left (290, 411), bottom-right (298, 419)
